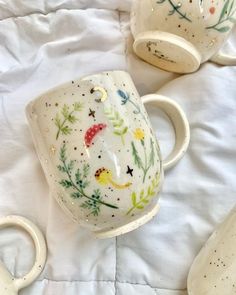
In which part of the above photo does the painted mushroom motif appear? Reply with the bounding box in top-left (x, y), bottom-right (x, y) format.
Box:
top-left (95, 168), bottom-right (132, 189)
top-left (84, 123), bottom-right (107, 147)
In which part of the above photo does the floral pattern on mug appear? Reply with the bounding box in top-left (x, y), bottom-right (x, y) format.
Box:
top-left (131, 129), bottom-right (155, 183)
top-left (206, 0), bottom-right (236, 32)
top-left (155, 0), bottom-right (236, 32)
top-left (54, 102), bottom-right (83, 140)
top-left (58, 144), bottom-right (119, 216)
top-left (156, 0), bottom-right (192, 22)
top-left (126, 171), bottom-right (161, 215)
top-left (52, 84), bottom-right (161, 217)
top-left (104, 107), bottom-right (128, 145)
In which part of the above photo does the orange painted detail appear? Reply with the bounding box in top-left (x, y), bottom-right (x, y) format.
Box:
top-left (209, 7), bottom-right (215, 14)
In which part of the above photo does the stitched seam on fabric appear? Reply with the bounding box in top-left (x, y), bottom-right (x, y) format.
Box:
top-left (118, 11), bottom-right (128, 70)
top-left (0, 7), bottom-right (129, 22)
top-left (116, 281), bottom-right (186, 291)
top-left (35, 278), bottom-right (187, 291)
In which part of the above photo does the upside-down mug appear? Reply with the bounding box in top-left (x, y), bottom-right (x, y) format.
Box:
top-left (131, 0), bottom-right (236, 73)
top-left (26, 71), bottom-right (190, 238)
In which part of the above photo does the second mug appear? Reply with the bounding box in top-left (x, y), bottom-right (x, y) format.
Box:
top-left (131, 0), bottom-right (236, 73)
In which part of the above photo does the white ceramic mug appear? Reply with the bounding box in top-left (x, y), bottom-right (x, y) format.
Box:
top-left (188, 206), bottom-right (236, 295)
top-left (26, 71), bottom-right (190, 238)
top-left (131, 0), bottom-right (236, 73)
top-left (0, 216), bottom-right (47, 295)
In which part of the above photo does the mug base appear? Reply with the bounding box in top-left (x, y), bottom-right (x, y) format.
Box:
top-left (93, 202), bottom-right (160, 239)
top-left (133, 31), bottom-right (201, 74)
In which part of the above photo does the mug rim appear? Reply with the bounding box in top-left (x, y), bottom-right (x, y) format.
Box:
top-left (26, 70), bottom-right (130, 109)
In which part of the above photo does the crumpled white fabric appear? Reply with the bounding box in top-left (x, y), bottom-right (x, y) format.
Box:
top-left (0, 1), bottom-right (236, 294)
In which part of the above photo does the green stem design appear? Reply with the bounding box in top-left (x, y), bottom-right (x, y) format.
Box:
top-left (129, 100), bottom-right (148, 123)
top-left (117, 90), bottom-right (149, 123)
top-left (131, 138), bottom-right (155, 183)
top-left (61, 159), bottom-right (117, 209)
top-left (126, 172), bottom-right (161, 215)
top-left (104, 108), bottom-right (128, 145)
top-left (55, 102), bottom-right (83, 140)
top-left (121, 135), bottom-right (125, 145)
top-left (129, 99), bottom-right (141, 115)
top-left (142, 140), bottom-right (148, 183)
top-left (58, 145), bottom-right (118, 216)
top-left (157, 0), bottom-right (192, 22)
top-left (206, 0), bottom-right (236, 32)
top-left (56, 109), bottom-right (73, 140)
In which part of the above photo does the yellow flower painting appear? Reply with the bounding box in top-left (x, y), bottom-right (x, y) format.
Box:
top-left (133, 128), bottom-right (145, 141)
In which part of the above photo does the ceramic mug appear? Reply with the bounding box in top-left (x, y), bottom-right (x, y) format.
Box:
top-left (26, 71), bottom-right (190, 238)
top-left (0, 216), bottom-right (47, 295)
top-left (188, 206), bottom-right (236, 295)
top-left (131, 0), bottom-right (236, 73)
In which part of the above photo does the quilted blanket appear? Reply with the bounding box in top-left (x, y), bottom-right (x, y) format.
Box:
top-left (0, 1), bottom-right (236, 294)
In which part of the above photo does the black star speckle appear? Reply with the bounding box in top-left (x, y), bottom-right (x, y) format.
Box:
top-left (89, 108), bottom-right (96, 118)
top-left (126, 165), bottom-right (133, 177)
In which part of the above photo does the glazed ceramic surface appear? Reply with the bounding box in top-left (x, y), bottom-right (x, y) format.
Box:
top-left (0, 216), bottom-right (47, 295)
top-left (188, 206), bottom-right (236, 295)
top-left (131, 0), bottom-right (236, 73)
top-left (26, 71), bottom-right (189, 238)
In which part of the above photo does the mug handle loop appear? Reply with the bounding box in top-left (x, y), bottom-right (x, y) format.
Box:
top-left (0, 215), bottom-right (47, 292)
top-left (142, 94), bottom-right (190, 171)
top-left (210, 51), bottom-right (236, 66)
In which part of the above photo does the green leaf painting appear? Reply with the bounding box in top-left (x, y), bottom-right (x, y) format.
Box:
top-left (104, 108), bottom-right (128, 145)
top-left (206, 0), bottom-right (236, 32)
top-left (156, 0), bottom-right (192, 22)
top-left (58, 144), bottom-right (118, 216)
top-left (54, 102), bottom-right (83, 140)
top-left (131, 136), bottom-right (156, 183)
top-left (126, 172), bottom-right (161, 215)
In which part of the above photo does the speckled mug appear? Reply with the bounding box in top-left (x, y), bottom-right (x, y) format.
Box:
top-left (26, 71), bottom-right (190, 238)
top-left (131, 0), bottom-right (236, 73)
top-left (188, 206), bottom-right (236, 295)
top-left (0, 216), bottom-right (46, 295)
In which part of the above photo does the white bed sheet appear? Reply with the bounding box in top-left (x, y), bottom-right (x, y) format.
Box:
top-left (0, 1), bottom-right (236, 294)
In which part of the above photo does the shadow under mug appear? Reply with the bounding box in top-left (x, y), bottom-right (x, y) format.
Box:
top-left (26, 71), bottom-right (190, 238)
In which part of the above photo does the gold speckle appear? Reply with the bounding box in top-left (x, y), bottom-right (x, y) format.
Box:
top-left (208, 38), bottom-right (217, 48)
top-left (50, 145), bottom-right (57, 155)
top-left (45, 159), bottom-right (48, 164)
top-left (92, 86), bottom-right (108, 102)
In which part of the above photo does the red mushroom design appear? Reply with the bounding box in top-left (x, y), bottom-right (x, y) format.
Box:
top-left (84, 123), bottom-right (107, 147)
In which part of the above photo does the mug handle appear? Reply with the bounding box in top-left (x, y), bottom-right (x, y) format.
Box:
top-left (210, 51), bottom-right (236, 66)
top-left (0, 215), bottom-right (47, 292)
top-left (142, 94), bottom-right (190, 171)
